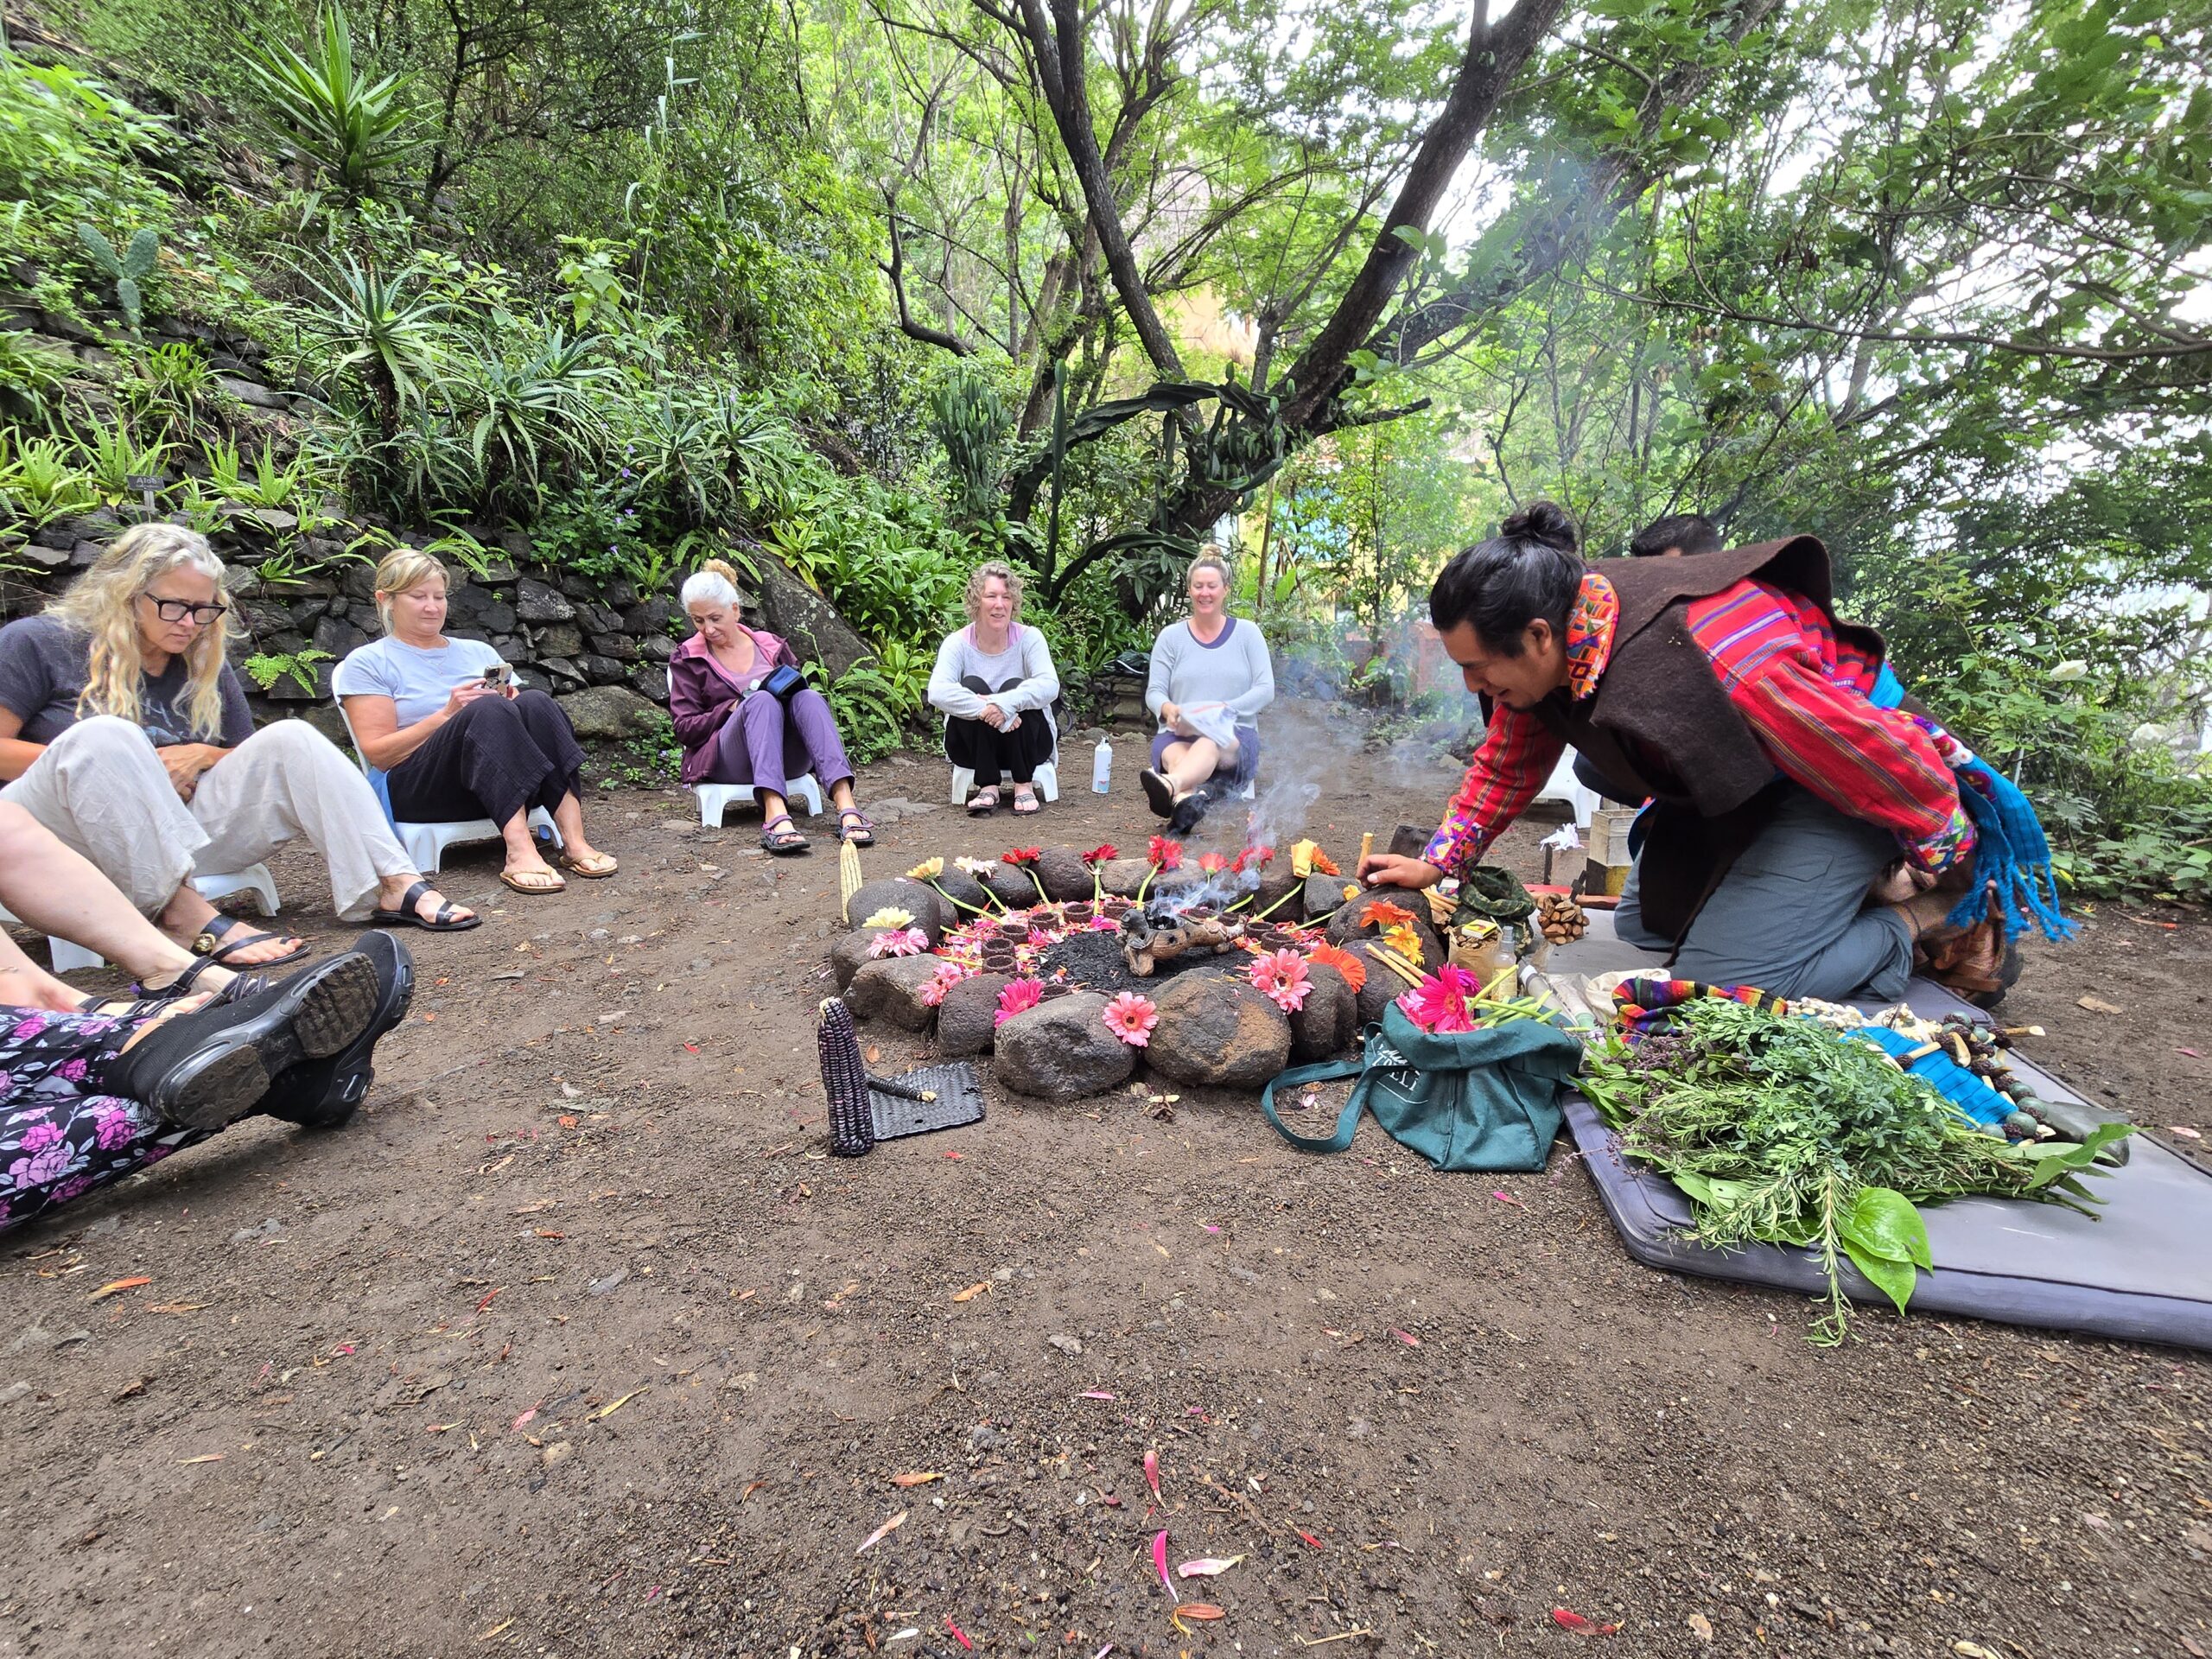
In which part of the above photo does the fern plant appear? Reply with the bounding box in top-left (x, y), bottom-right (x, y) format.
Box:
top-left (74, 223), bottom-right (160, 330)
top-left (243, 646), bottom-right (334, 695)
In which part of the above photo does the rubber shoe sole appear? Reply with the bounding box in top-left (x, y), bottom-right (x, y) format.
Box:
top-left (129, 951), bottom-right (384, 1133)
top-left (266, 932), bottom-right (415, 1129)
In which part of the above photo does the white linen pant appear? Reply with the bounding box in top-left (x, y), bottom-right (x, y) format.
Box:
top-left (0, 715), bottom-right (415, 922)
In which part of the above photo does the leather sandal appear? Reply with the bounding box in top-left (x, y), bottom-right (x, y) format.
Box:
top-left (966, 786), bottom-right (1001, 817)
top-left (497, 868), bottom-right (565, 896)
top-left (372, 877), bottom-right (488, 924)
top-left (191, 915), bottom-right (311, 969)
top-left (1011, 787), bottom-right (1040, 816)
top-left (557, 850), bottom-right (620, 879)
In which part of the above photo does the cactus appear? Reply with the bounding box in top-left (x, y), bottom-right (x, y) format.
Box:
top-left (817, 998), bottom-right (874, 1158)
top-left (74, 223), bottom-right (161, 331)
top-left (927, 365), bottom-right (1007, 525)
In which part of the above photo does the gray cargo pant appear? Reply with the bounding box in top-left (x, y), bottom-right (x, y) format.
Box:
top-left (1615, 784), bottom-right (1913, 1001)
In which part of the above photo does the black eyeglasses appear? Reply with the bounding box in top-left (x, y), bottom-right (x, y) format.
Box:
top-left (143, 594), bottom-right (229, 625)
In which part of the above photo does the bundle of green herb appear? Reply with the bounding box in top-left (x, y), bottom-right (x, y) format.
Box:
top-left (1578, 1000), bottom-right (2130, 1344)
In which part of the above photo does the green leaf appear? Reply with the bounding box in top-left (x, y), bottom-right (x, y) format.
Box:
top-left (1837, 1186), bottom-right (1932, 1270)
top-left (1840, 1238), bottom-right (1920, 1316)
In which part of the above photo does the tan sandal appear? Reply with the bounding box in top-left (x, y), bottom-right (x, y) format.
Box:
top-left (558, 850), bottom-right (619, 879)
top-left (500, 866), bottom-right (567, 895)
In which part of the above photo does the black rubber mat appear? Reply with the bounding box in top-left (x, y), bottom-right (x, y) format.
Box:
top-left (868, 1063), bottom-right (986, 1141)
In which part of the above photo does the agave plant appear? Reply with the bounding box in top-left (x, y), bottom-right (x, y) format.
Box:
top-left (294, 257), bottom-right (450, 437)
top-left (74, 423), bottom-right (174, 507)
top-left (457, 327), bottom-right (613, 513)
top-left (243, 1), bottom-right (424, 200)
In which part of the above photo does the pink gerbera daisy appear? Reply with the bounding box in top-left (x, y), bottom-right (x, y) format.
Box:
top-left (918, 961), bottom-right (972, 1007)
top-left (868, 927), bottom-right (928, 959)
top-left (1247, 948), bottom-right (1312, 1013)
top-left (1396, 963), bottom-right (1484, 1033)
top-left (995, 978), bottom-right (1046, 1027)
top-left (1102, 991), bottom-right (1158, 1047)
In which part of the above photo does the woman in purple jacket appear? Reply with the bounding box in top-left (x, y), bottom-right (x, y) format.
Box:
top-left (667, 560), bottom-right (871, 855)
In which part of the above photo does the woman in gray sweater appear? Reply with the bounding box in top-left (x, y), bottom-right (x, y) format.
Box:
top-left (1141, 550), bottom-right (1274, 830)
top-left (929, 562), bottom-right (1060, 816)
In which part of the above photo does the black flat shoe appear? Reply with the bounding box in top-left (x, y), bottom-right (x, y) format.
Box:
top-left (264, 931), bottom-right (415, 1130)
top-left (101, 950), bottom-right (385, 1132)
top-left (1141, 767), bottom-right (1175, 818)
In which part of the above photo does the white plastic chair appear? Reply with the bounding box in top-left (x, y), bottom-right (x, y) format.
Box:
top-left (1536, 747), bottom-right (1600, 830)
top-left (949, 759), bottom-right (1060, 807)
top-left (332, 695), bottom-right (562, 874)
top-left (0, 866), bottom-right (280, 975)
top-left (693, 773), bottom-right (823, 829)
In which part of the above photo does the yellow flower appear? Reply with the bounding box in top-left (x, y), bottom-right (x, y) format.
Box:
top-left (861, 906), bottom-right (915, 931)
top-left (1382, 921), bottom-right (1422, 962)
top-left (906, 857), bottom-right (944, 880)
top-left (1342, 883), bottom-right (1360, 902)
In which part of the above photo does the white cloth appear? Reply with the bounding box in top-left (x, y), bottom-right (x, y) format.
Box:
top-left (0, 715), bottom-right (416, 921)
top-left (1144, 617), bottom-right (1274, 731)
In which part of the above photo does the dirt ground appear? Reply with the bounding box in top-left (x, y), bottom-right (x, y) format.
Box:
top-left (3, 700), bottom-right (2208, 1659)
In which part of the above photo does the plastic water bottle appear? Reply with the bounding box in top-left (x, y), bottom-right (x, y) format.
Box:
top-left (1092, 737), bottom-right (1113, 794)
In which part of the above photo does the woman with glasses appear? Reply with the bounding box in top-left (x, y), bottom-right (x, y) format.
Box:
top-left (0, 524), bottom-right (475, 968)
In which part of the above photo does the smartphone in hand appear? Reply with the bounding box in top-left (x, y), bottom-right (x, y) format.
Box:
top-left (480, 662), bottom-right (513, 690)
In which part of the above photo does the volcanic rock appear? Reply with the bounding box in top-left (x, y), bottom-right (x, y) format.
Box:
top-left (844, 878), bottom-right (947, 944)
top-left (994, 992), bottom-right (1135, 1100)
top-left (1035, 846), bottom-right (1092, 903)
top-left (1098, 857), bottom-right (1152, 899)
top-left (983, 864), bottom-right (1042, 911)
top-left (1328, 888), bottom-right (1441, 952)
top-left (1287, 963), bottom-right (1357, 1061)
top-left (1346, 939), bottom-right (1416, 1025)
top-left (1303, 872), bottom-right (1353, 921)
top-left (1146, 973), bottom-right (1292, 1090)
top-left (844, 957), bottom-right (943, 1032)
top-left (1251, 865), bottom-right (1301, 920)
top-left (932, 869), bottom-right (992, 914)
top-left (935, 972), bottom-right (1012, 1058)
top-left (830, 927), bottom-right (898, 991)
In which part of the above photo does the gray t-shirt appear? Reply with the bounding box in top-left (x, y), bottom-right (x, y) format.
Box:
top-left (334, 634), bottom-right (504, 726)
top-left (0, 614), bottom-right (253, 747)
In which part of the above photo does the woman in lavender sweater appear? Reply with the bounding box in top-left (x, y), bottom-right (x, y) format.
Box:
top-left (1141, 550), bottom-right (1274, 831)
top-left (667, 560), bottom-right (871, 855)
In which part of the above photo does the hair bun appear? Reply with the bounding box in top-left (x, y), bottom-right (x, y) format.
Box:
top-left (699, 557), bottom-right (741, 585)
top-left (1500, 500), bottom-right (1579, 554)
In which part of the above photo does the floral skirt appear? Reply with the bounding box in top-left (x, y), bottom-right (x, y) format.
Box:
top-left (1, 1006), bottom-right (210, 1235)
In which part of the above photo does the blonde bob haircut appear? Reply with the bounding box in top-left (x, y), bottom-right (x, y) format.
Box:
top-left (963, 559), bottom-right (1024, 624)
top-left (47, 522), bottom-right (235, 741)
top-left (372, 547), bottom-right (448, 632)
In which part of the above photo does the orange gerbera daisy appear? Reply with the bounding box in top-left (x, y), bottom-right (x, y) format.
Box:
top-left (1363, 899), bottom-right (1417, 928)
top-left (1306, 941), bottom-right (1367, 994)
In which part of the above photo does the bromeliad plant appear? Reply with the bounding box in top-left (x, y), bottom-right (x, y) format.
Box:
top-left (1577, 999), bottom-right (2130, 1344)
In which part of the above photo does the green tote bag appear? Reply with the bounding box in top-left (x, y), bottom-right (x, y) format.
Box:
top-left (1260, 1002), bottom-right (1583, 1173)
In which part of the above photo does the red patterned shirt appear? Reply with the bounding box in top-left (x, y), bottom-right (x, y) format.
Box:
top-left (1421, 574), bottom-right (1972, 879)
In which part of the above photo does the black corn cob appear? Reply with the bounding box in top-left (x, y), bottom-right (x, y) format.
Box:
top-left (818, 997), bottom-right (874, 1158)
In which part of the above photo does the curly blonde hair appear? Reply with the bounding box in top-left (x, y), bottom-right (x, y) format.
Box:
top-left (46, 523), bottom-right (235, 741)
top-left (963, 560), bottom-right (1024, 623)
top-left (372, 547), bottom-right (448, 632)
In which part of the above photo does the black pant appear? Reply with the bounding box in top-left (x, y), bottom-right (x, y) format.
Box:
top-left (385, 690), bottom-right (586, 827)
top-left (943, 676), bottom-right (1053, 787)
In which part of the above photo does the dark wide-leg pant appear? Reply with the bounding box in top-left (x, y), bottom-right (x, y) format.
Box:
top-left (943, 677), bottom-right (1054, 788)
top-left (1615, 784), bottom-right (1914, 1001)
top-left (384, 690), bottom-right (586, 827)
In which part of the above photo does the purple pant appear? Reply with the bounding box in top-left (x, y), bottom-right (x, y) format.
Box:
top-left (702, 688), bottom-right (855, 802)
top-left (1150, 724), bottom-right (1260, 787)
top-left (3, 1004), bottom-right (208, 1236)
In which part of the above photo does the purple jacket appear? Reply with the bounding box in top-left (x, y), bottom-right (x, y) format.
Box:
top-left (668, 626), bottom-right (801, 785)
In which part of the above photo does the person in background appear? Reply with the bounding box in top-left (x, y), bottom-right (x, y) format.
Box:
top-left (335, 548), bottom-right (616, 898)
top-left (1629, 513), bottom-right (1722, 559)
top-left (930, 560), bottom-right (1059, 817)
top-left (1359, 501), bottom-right (2063, 1006)
top-left (1140, 548), bottom-right (1274, 834)
top-left (668, 558), bottom-right (872, 855)
top-left (0, 525), bottom-right (476, 959)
